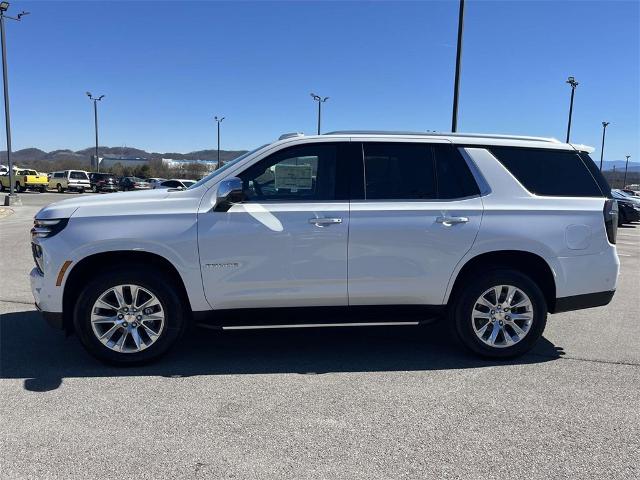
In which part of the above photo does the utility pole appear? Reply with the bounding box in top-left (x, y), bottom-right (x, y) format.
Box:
top-left (310, 93), bottom-right (329, 135)
top-left (623, 155), bottom-right (631, 188)
top-left (451, 0), bottom-right (465, 132)
top-left (599, 121), bottom-right (610, 171)
top-left (86, 92), bottom-right (105, 172)
top-left (1, 2), bottom-right (28, 206)
top-left (214, 116), bottom-right (225, 167)
top-left (565, 76), bottom-right (579, 143)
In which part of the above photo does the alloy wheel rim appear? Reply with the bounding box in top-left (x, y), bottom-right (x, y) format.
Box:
top-left (90, 284), bottom-right (165, 353)
top-left (471, 285), bottom-right (533, 348)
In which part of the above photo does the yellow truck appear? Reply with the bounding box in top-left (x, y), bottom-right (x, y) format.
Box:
top-left (0, 169), bottom-right (49, 193)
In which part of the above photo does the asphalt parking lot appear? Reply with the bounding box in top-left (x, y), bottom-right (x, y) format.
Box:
top-left (1, 192), bottom-right (639, 479)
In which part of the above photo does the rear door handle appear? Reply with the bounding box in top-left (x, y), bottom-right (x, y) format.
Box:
top-left (309, 217), bottom-right (343, 227)
top-left (436, 216), bottom-right (469, 226)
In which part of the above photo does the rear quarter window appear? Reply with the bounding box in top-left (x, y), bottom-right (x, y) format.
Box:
top-left (489, 147), bottom-right (603, 197)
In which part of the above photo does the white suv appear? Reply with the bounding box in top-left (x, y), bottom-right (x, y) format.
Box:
top-left (49, 170), bottom-right (91, 193)
top-left (30, 132), bottom-right (620, 364)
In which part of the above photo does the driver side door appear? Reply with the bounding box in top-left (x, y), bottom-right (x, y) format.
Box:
top-left (197, 142), bottom-right (352, 310)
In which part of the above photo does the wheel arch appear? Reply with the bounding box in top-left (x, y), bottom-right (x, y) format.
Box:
top-left (446, 250), bottom-right (557, 313)
top-left (62, 250), bottom-right (192, 333)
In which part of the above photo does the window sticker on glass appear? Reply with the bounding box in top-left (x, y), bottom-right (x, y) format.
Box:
top-left (274, 164), bottom-right (313, 191)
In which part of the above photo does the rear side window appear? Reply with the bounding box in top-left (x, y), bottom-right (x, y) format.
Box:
top-left (362, 143), bottom-right (436, 200)
top-left (489, 147), bottom-right (603, 197)
top-left (433, 144), bottom-right (480, 198)
top-left (358, 142), bottom-right (479, 200)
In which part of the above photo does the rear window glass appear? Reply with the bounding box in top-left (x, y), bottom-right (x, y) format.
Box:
top-left (70, 171), bottom-right (89, 180)
top-left (489, 147), bottom-right (603, 197)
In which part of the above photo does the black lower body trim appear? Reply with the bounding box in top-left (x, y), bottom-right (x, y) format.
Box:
top-left (192, 305), bottom-right (445, 329)
top-left (552, 290), bottom-right (615, 314)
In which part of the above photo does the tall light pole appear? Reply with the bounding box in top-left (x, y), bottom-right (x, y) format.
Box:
top-left (623, 155), bottom-right (631, 188)
top-left (565, 76), bottom-right (579, 143)
top-left (451, 0), bottom-right (465, 132)
top-left (86, 92), bottom-right (105, 172)
top-left (214, 116), bottom-right (224, 167)
top-left (599, 121), bottom-right (610, 171)
top-left (1, 2), bottom-right (28, 206)
top-left (310, 93), bottom-right (329, 135)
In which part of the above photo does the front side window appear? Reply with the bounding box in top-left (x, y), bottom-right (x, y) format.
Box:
top-left (239, 143), bottom-right (341, 201)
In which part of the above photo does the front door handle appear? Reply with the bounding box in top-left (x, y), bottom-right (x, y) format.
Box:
top-left (309, 217), bottom-right (343, 227)
top-left (436, 216), bottom-right (469, 226)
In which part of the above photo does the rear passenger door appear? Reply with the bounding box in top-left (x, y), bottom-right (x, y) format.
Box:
top-left (348, 140), bottom-right (483, 305)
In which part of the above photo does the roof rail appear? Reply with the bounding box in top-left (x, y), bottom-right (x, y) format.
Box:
top-left (322, 130), bottom-right (561, 143)
top-left (278, 132), bottom-right (305, 140)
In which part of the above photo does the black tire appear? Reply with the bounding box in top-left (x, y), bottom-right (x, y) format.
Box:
top-left (38, 186), bottom-right (46, 193)
top-left (450, 269), bottom-right (547, 359)
top-left (73, 267), bottom-right (187, 365)
top-left (78, 188), bottom-right (85, 194)
top-left (15, 182), bottom-right (23, 193)
top-left (0, 182), bottom-right (4, 192)
top-left (92, 185), bottom-right (98, 193)
top-left (57, 184), bottom-right (64, 193)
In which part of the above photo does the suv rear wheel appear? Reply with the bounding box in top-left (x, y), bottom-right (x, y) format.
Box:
top-left (451, 269), bottom-right (547, 358)
top-left (74, 268), bottom-right (187, 364)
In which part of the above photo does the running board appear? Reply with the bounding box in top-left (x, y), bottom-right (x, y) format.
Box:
top-left (198, 321), bottom-right (421, 331)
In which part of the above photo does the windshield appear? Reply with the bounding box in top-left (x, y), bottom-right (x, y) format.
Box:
top-left (187, 144), bottom-right (270, 190)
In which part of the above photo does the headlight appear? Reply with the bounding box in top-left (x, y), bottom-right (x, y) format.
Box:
top-left (31, 218), bottom-right (69, 239)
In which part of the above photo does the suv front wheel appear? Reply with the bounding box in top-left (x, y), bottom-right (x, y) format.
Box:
top-left (451, 269), bottom-right (547, 358)
top-left (74, 268), bottom-right (187, 364)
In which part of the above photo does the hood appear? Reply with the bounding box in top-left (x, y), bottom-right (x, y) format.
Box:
top-left (35, 189), bottom-right (172, 220)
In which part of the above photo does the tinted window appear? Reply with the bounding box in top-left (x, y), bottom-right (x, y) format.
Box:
top-left (434, 144), bottom-right (480, 198)
top-left (54, 172), bottom-right (63, 178)
top-left (362, 143), bottom-right (436, 200)
top-left (489, 147), bottom-right (603, 197)
top-left (70, 171), bottom-right (88, 180)
top-left (162, 181), bottom-right (180, 188)
top-left (578, 152), bottom-right (610, 197)
top-left (239, 143), bottom-right (341, 201)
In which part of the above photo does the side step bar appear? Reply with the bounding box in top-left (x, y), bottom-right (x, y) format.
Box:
top-left (198, 321), bottom-right (421, 331)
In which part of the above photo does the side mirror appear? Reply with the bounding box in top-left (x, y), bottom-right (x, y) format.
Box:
top-left (214, 177), bottom-right (244, 212)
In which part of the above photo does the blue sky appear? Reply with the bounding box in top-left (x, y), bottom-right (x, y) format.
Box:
top-left (5, 0), bottom-right (639, 161)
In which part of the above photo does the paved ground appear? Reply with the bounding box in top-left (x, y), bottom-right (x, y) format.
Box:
top-left (1, 192), bottom-right (639, 479)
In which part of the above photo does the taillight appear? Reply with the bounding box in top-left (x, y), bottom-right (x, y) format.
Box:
top-left (603, 199), bottom-right (618, 245)
top-left (24, 176), bottom-right (28, 182)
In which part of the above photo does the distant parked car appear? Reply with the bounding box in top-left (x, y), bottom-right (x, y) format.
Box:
top-left (119, 176), bottom-right (151, 191)
top-left (89, 172), bottom-right (119, 193)
top-left (147, 178), bottom-right (167, 189)
top-left (157, 179), bottom-right (197, 190)
top-left (0, 168), bottom-right (48, 193)
top-left (612, 189), bottom-right (640, 225)
top-left (49, 170), bottom-right (91, 193)
top-left (621, 188), bottom-right (640, 197)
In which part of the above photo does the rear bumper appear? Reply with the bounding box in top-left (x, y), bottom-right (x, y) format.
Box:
top-left (552, 290), bottom-right (615, 314)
